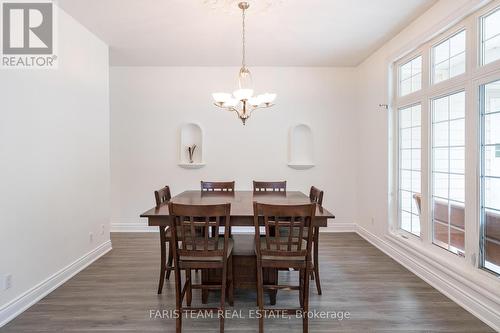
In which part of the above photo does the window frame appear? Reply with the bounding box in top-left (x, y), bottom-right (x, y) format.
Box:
top-left (391, 0), bottom-right (500, 276)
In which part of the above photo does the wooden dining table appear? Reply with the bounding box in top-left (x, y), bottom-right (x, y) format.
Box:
top-left (140, 190), bottom-right (335, 303)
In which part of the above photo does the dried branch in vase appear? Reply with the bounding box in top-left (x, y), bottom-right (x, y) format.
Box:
top-left (187, 144), bottom-right (197, 163)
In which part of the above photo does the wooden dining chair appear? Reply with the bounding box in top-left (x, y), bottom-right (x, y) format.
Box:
top-left (253, 181), bottom-right (286, 193)
top-left (169, 202), bottom-right (234, 333)
top-left (309, 186), bottom-right (324, 295)
top-left (154, 185), bottom-right (173, 294)
top-left (201, 181), bottom-right (235, 192)
top-left (253, 202), bottom-right (316, 333)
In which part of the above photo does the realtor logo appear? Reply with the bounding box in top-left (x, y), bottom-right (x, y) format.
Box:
top-left (1, 1), bottom-right (57, 68)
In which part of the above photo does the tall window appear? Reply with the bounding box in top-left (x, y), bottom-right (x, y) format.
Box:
top-left (480, 80), bottom-right (500, 274)
top-left (399, 104), bottom-right (421, 236)
top-left (431, 91), bottom-right (466, 254)
top-left (481, 8), bottom-right (500, 65)
top-left (393, 3), bottom-right (500, 276)
top-left (400, 56), bottom-right (422, 96)
top-left (432, 30), bottom-right (466, 84)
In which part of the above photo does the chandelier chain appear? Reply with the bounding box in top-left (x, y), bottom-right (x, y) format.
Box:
top-left (242, 5), bottom-right (246, 68)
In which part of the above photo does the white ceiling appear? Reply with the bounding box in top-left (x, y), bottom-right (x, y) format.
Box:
top-left (57, 0), bottom-right (437, 67)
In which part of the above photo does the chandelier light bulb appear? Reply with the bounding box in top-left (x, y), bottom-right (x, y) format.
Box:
top-left (211, 1), bottom-right (276, 125)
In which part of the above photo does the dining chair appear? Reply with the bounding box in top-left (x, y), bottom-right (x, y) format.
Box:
top-left (253, 181), bottom-right (286, 193)
top-left (169, 202), bottom-right (234, 333)
top-left (201, 181), bottom-right (235, 192)
top-left (154, 185), bottom-right (173, 294)
top-left (253, 202), bottom-right (316, 333)
top-left (309, 186), bottom-right (324, 295)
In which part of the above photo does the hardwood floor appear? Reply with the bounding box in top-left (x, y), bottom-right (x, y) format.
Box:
top-left (2, 233), bottom-right (494, 332)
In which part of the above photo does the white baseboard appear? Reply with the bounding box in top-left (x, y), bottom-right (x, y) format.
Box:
top-left (0, 240), bottom-right (112, 328)
top-left (323, 221), bottom-right (357, 233)
top-left (356, 225), bottom-right (499, 332)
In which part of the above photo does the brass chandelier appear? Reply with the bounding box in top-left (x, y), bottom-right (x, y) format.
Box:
top-left (212, 1), bottom-right (276, 125)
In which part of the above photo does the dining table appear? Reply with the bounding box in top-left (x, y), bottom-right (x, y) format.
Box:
top-left (140, 190), bottom-right (335, 304)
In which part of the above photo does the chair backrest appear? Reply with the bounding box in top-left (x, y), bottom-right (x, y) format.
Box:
top-left (253, 202), bottom-right (316, 260)
top-left (253, 181), bottom-right (286, 193)
top-left (309, 186), bottom-right (324, 206)
top-left (154, 186), bottom-right (171, 207)
top-left (201, 181), bottom-right (235, 192)
top-left (168, 202), bottom-right (231, 260)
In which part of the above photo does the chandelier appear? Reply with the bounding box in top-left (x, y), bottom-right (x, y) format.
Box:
top-left (212, 1), bottom-right (276, 125)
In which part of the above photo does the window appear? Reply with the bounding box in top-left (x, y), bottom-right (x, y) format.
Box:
top-left (399, 56), bottom-right (422, 96)
top-left (480, 80), bottom-right (500, 274)
top-left (481, 8), bottom-right (500, 65)
top-left (393, 3), bottom-right (500, 276)
top-left (399, 104), bottom-right (421, 236)
top-left (432, 30), bottom-right (466, 84)
top-left (431, 91), bottom-right (466, 254)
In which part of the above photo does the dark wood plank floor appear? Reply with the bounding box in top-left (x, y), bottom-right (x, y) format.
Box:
top-left (2, 233), bottom-right (494, 332)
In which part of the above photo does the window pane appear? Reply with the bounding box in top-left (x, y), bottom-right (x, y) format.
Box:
top-left (434, 40), bottom-right (449, 64)
top-left (400, 78), bottom-right (411, 96)
top-left (450, 53), bottom-right (466, 78)
top-left (432, 31), bottom-right (466, 84)
top-left (434, 60), bottom-right (449, 83)
top-left (450, 147), bottom-right (465, 174)
top-left (450, 32), bottom-right (465, 57)
top-left (433, 96), bottom-right (449, 122)
top-left (399, 56), bottom-right (422, 96)
top-left (433, 121), bottom-right (449, 147)
top-left (485, 177), bottom-right (500, 210)
top-left (485, 80), bottom-right (500, 113)
top-left (484, 113), bottom-right (500, 145)
top-left (484, 36), bottom-right (500, 65)
top-left (399, 104), bottom-right (421, 236)
top-left (401, 128), bottom-right (411, 148)
top-left (482, 8), bottom-right (500, 65)
top-left (484, 146), bottom-right (500, 177)
top-left (400, 62), bottom-right (412, 80)
top-left (450, 119), bottom-right (465, 146)
top-left (449, 91), bottom-right (465, 119)
top-left (432, 91), bottom-right (465, 254)
top-left (412, 73), bottom-right (422, 92)
top-left (433, 148), bottom-right (448, 173)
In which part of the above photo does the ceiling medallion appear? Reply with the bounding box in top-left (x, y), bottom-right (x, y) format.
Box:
top-left (211, 1), bottom-right (276, 125)
top-left (203, 0), bottom-right (283, 14)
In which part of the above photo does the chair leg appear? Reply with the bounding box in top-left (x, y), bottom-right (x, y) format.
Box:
top-left (174, 264), bottom-right (182, 333)
top-left (256, 260), bottom-right (264, 333)
top-left (202, 269), bottom-right (209, 304)
top-left (228, 255), bottom-right (234, 306)
top-left (220, 260), bottom-right (228, 333)
top-left (158, 227), bottom-right (166, 294)
top-left (166, 241), bottom-right (173, 280)
top-left (313, 227), bottom-right (322, 295)
top-left (299, 269), bottom-right (304, 307)
top-left (186, 269), bottom-right (192, 307)
top-left (303, 264), bottom-right (311, 333)
top-left (270, 268), bottom-right (277, 305)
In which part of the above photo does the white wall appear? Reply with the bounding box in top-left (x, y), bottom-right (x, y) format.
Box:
top-left (110, 67), bottom-right (357, 230)
top-left (0, 5), bottom-right (110, 321)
